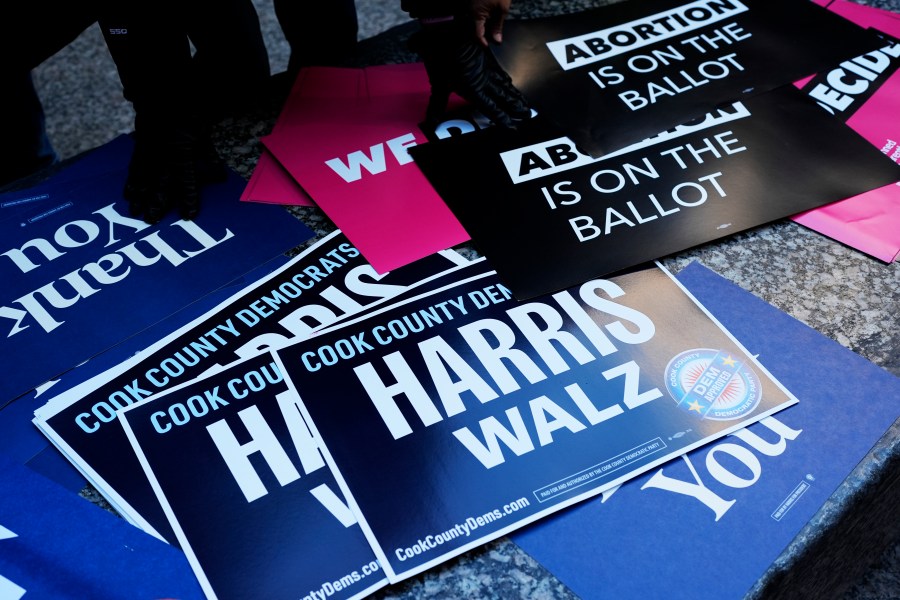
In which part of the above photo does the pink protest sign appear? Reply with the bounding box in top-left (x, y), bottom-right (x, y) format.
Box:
top-left (241, 68), bottom-right (368, 207)
top-left (794, 183), bottom-right (900, 262)
top-left (792, 1), bottom-right (900, 262)
top-left (263, 64), bottom-right (469, 273)
top-left (240, 149), bottom-right (315, 207)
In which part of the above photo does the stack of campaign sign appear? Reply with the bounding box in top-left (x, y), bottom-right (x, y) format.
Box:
top-left (34, 227), bottom-right (788, 596)
top-left (34, 231), bottom-right (473, 542)
top-left (26, 224), bottom-right (900, 600)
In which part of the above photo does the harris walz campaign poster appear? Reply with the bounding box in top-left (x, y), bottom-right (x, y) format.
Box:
top-left (34, 231), bottom-right (468, 543)
top-left (511, 262), bottom-right (900, 600)
top-left (119, 352), bottom-right (386, 600)
top-left (273, 264), bottom-right (798, 582)
top-left (493, 0), bottom-right (885, 155)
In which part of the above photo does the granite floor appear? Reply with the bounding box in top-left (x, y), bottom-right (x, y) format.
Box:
top-left (29, 1), bottom-right (900, 598)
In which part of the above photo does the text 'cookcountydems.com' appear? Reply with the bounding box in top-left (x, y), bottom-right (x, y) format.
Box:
top-left (394, 497), bottom-right (531, 562)
top-left (300, 560), bottom-right (380, 600)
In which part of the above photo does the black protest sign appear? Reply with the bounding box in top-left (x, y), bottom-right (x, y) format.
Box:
top-left (493, 0), bottom-right (884, 156)
top-left (273, 265), bottom-right (797, 582)
top-left (35, 231), bottom-right (468, 543)
top-left (411, 86), bottom-right (900, 299)
top-left (120, 353), bottom-right (387, 600)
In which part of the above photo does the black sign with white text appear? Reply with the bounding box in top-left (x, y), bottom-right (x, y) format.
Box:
top-left (493, 0), bottom-right (884, 156)
top-left (411, 86), bottom-right (900, 299)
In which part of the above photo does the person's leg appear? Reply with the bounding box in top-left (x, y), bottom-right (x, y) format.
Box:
top-left (0, 73), bottom-right (58, 187)
top-left (99, 1), bottom-right (202, 223)
top-left (99, 2), bottom-right (192, 121)
top-left (185, 0), bottom-right (271, 117)
top-left (0, 1), bottom-right (97, 186)
top-left (273, 0), bottom-right (358, 75)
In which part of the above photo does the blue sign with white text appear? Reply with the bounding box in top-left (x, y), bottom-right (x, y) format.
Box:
top-left (0, 135), bottom-right (313, 404)
top-left (511, 263), bottom-right (900, 600)
top-left (0, 134), bottom-right (133, 217)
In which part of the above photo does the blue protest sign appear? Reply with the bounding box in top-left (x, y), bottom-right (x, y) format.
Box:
top-left (511, 262), bottom-right (900, 600)
top-left (0, 394), bottom-right (87, 493)
top-left (0, 453), bottom-right (203, 600)
top-left (273, 264), bottom-right (797, 582)
top-left (35, 232), bottom-right (469, 543)
top-left (0, 135), bottom-right (313, 405)
top-left (0, 134), bottom-right (133, 217)
top-left (120, 352), bottom-right (387, 600)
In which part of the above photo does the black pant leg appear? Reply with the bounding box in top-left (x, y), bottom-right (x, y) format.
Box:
top-left (273, 0), bottom-right (358, 74)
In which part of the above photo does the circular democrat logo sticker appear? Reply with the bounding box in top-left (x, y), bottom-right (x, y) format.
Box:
top-left (665, 349), bottom-right (762, 421)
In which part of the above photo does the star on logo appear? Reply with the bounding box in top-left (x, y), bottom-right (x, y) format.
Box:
top-left (722, 355), bottom-right (737, 367)
top-left (688, 400), bottom-right (703, 413)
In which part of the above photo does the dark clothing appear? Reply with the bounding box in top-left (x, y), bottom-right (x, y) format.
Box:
top-left (0, 1), bottom-right (97, 186)
top-left (0, 0), bottom-right (360, 187)
top-left (100, 0), bottom-right (270, 127)
top-left (275, 0), bottom-right (359, 75)
top-left (1, 2), bottom-right (99, 73)
top-left (401, 0), bottom-right (462, 19)
top-left (1, 73), bottom-right (58, 187)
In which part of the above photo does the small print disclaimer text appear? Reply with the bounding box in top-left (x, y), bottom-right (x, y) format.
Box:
top-left (534, 438), bottom-right (666, 503)
top-left (771, 481), bottom-right (810, 521)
